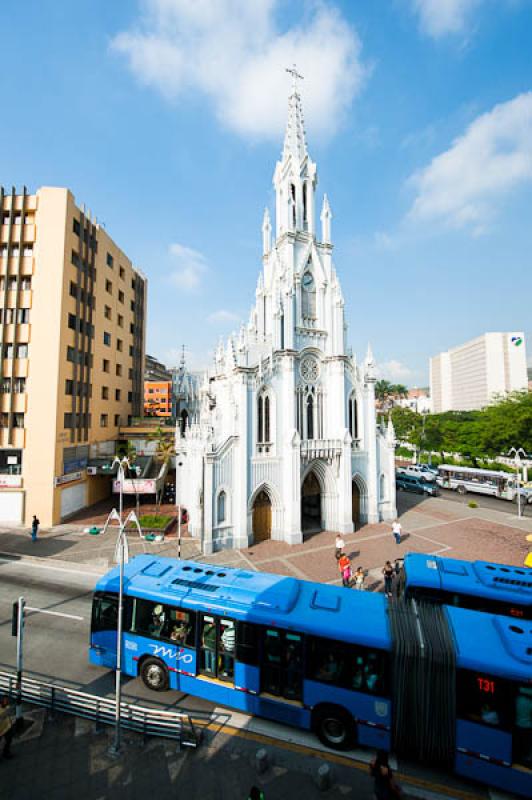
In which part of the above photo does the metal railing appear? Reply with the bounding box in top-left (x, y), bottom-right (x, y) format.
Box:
top-left (0, 670), bottom-right (201, 749)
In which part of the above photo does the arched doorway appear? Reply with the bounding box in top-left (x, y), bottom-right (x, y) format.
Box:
top-left (352, 480), bottom-right (361, 531)
top-left (179, 409), bottom-right (189, 436)
top-left (301, 471), bottom-right (322, 533)
top-left (252, 490), bottom-right (272, 543)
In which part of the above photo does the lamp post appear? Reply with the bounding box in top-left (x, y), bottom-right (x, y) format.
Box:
top-left (508, 447), bottom-right (527, 519)
top-left (100, 455), bottom-right (143, 758)
top-left (176, 456), bottom-right (184, 561)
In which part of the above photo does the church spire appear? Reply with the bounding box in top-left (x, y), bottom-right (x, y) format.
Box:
top-left (282, 65), bottom-right (308, 166)
top-left (321, 194), bottom-right (332, 243)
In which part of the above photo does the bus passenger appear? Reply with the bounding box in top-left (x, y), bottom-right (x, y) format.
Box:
top-left (221, 623), bottom-right (235, 677)
top-left (170, 623), bottom-right (189, 644)
top-left (316, 653), bottom-right (339, 682)
top-left (202, 621), bottom-right (216, 673)
top-left (150, 605), bottom-right (166, 637)
top-left (480, 704), bottom-right (500, 726)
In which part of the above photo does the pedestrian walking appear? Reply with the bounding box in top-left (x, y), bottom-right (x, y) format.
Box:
top-left (354, 566), bottom-right (365, 591)
top-left (391, 519), bottom-right (402, 545)
top-left (0, 695), bottom-right (14, 760)
top-left (369, 749), bottom-right (402, 799)
top-left (31, 515), bottom-right (40, 542)
top-left (338, 553), bottom-right (352, 587)
top-left (335, 533), bottom-right (345, 559)
top-left (382, 561), bottom-right (394, 598)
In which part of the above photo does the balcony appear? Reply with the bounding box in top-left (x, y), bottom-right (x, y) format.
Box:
top-left (300, 439), bottom-right (342, 464)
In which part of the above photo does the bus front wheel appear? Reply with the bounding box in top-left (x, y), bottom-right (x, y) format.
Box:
top-left (140, 657), bottom-right (169, 692)
top-left (313, 705), bottom-right (355, 751)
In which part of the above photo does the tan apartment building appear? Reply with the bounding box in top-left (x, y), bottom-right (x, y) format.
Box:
top-left (0, 186), bottom-right (146, 526)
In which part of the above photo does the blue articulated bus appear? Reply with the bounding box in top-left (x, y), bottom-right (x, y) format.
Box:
top-left (89, 555), bottom-right (532, 797)
top-left (400, 553), bottom-right (532, 619)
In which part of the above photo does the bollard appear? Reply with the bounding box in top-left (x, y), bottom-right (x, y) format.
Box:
top-left (255, 747), bottom-right (269, 774)
top-left (316, 763), bottom-right (331, 791)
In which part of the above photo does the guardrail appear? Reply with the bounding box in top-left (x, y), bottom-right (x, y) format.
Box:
top-left (0, 670), bottom-right (201, 749)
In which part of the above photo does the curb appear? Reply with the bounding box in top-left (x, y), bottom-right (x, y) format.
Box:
top-left (0, 551), bottom-right (108, 575)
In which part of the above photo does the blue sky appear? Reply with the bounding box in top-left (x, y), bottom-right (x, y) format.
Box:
top-left (2, 1), bottom-right (532, 386)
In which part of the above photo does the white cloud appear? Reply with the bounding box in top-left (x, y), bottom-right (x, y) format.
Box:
top-left (207, 309), bottom-right (240, 324)
top-left (377, 360), bottom-right (414, 381)
top-left (411, 0), bottom-right (483, 38)
top-left (111, 0), bottom-right (366, 140)
top-left (168, 242), bottom-right (208, 291)
top-left (407, 92), bottom-right (532, 231)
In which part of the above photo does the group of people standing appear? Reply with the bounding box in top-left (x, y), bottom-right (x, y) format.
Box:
top-left (335, 534), bottom-right (365, 590)
top-left (335, 520), bottom-right (404, 597)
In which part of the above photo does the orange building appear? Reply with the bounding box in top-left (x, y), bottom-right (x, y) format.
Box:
top-left (144, 381), bottom-right (172, 417)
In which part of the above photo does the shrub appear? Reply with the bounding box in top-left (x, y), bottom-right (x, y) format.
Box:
top-left (468, 501), bottom-right (478, 509)
top-left (136, 514), bottom-right (173, 529)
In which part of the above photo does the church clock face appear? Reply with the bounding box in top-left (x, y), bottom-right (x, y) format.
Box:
top-left (300, 355), bottom-right (320, 384)
top-left (302, 272), bottom-right (314, 289)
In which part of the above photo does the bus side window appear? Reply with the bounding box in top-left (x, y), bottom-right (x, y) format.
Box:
top-left (236, 622), bottom-right (259, 665)
top-left (131, 598), bottom-right (171, 640)
top-left (307, 636), bottom-right (345, 687)
top-left (457, 669), bottom-right (512, 730)
top-left (92, 592), bottom-right (118, 632)
top-left (350, 646), bottom-right (388, 695)
top-left (168, 608), bottom-right (196, 648)
top-left (201, 615), bottom-right (217, 675)
top-left (262, 629), bottom-right (282, 695)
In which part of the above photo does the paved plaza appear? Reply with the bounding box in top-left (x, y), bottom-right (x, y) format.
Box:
top-left (1, 492), bottom-right (529, 589)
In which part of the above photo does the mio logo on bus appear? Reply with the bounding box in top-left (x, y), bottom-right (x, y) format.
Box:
top-left (149, 643), bottom-right (194, 664)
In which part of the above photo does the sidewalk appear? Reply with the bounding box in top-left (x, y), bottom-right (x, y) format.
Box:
top-left (1, 494), bottom-right (530, 586)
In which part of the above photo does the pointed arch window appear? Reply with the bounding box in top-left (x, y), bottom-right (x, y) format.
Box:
top-left (302, 182), bottom-right (308, 229)
top-left (306, 394), bottom-right (314, 440)
top-left (217, 490), bottom-right (226, 524)
top-left (257, 390), bottom-right (272, 452)
top-left (349, 394), bottom-right (359, 445)
top-left (290, 183), bottom-right (296, 228)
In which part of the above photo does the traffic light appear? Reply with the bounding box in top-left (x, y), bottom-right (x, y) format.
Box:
top-left (11, 600), bottom-right (25, 637)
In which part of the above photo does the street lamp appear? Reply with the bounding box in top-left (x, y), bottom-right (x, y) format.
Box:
top-left (176, 457), bottom-right (184, 560)
top-left (100, 456), bottom-right (143, 758)
top-left (508, 447), bottom-right (527, 519)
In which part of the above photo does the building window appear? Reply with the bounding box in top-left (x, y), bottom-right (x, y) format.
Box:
top-left (118, 290), bottom-right (124, 304)
top-left (103, 332), bottom-right (111, 346)
top-left (16, 309), bottom-right (29, 324)
top-left (71, 250), bottom-right (80, 268)
top-left (105, 280), bottom-right (112, 294)
top-left (119, 266), bottom-right (125, 279)
top-left (0, 245), bottom-right (8, 258)
top-left (129, 345), bottom-right (134, 357)
top-left (102, 386), bottom-right (109, 400)
top-left (73, 219), bottom-right (81, 236)
top-left (100, 414), bottom-right (108, 428)
top-left (0, 379), bottom-right (10, 393)
top-left (106, 252), bottom-right (114, 268)
top-left (65, 380), bottom-right (73, 395)
top-left (128, 368), bottom-right (133, 379)
top-left (116, 338), bottom-right (123, 352)
top-left (130, 300), bottom-right (135, 312)
top-left (380, 473), bottom-right (387, 501)
top-left (3, 344), bottom-right (13, 359)
top-left (130, 323), bottom-right (135, 335)
top-left (21, 277), bottom-right (31, 290)
top-left (115, 389), bottom-right (121, 401)
top-left (13, 378), bottom-right (26, 393)
top-left (348, 394), bottom-right (359, 442)
top-left (16, 344), bottom-right (28, 358)
top-left (117, 314), bottom-right (123, 328)
top-left (217, 491), bottom-right (226, 524)
top-left (0, 413), bottom-right (8, 428)
top-left (13, 413), bottom-right (24, 428)
top-left (128, 391), bottom-right (133, 403)
top-left (114, 414), bottom-right (121, 427)
top-left (23, 244), bottom-right (33, 257)
top-left (13, 213), bottom-right (21, 225)
top-left (104, 305), bottom-right (111, 320)
top-left (256, 391), bottom-right (272, 449)
top-left (116, 363), bottom-right (122, 377)
top-left (103, 359), bottom-right (110, 373)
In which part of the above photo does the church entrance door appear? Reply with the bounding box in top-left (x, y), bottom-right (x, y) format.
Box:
top-left (301, 471), bottom-right (322, 534)
top-left (252, 490), bottom-right (272, 543)
top-left (352, 480), bottom-right (360, 531)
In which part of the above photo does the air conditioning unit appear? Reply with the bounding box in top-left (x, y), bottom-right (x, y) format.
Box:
top-left (86, 466), bottom-right (97, 475)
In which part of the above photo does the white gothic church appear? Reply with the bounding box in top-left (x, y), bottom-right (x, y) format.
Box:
top-left (176, 84), bottom-right (397, 554)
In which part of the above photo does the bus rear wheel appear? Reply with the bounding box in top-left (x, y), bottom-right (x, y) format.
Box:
top-left (140, 657), bottom-right (169, 692)
top-left (313, 705), bottom-right (354, 751)
top-left (457, 485), bottom-right (467, 495)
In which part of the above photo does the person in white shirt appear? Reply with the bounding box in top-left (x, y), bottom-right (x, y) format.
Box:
top-left (335, 533), bottom-right (345, 559)
top-left (392, 520), bottom-right (402, 545)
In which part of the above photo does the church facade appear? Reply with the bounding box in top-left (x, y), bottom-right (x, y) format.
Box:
top-left (176, 86), bottom-right (397, 554)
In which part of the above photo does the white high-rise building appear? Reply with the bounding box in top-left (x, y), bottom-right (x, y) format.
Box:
top-left (176, 83), bottom-right (397, 553)
top-left (430, 332), bottom-right (528, 413)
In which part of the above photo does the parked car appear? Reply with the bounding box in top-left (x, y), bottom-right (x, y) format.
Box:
top-left (396, 473), bottom-right (440, 496)
top-left (396, 465), bottom-right (436, 482)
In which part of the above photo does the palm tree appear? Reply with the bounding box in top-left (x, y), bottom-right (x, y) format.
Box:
top-left (375, 380), bottom-right (393, 408)
top-left (152, 425), bottom-right (175, 512)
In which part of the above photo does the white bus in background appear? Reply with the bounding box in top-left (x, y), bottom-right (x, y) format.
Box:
top-left (436, 465), bottom-right (532, 504)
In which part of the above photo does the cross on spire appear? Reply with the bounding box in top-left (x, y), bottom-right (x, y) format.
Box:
top-left (285, 64), bottom-right (304, 95)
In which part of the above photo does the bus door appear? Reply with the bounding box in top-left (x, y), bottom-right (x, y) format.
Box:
top-left (90, 592), bottom-right (119, 669)
top-left (199, 614), bottom-right (236, 683)
top-left (261, 629), bottom-right (303, 701)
